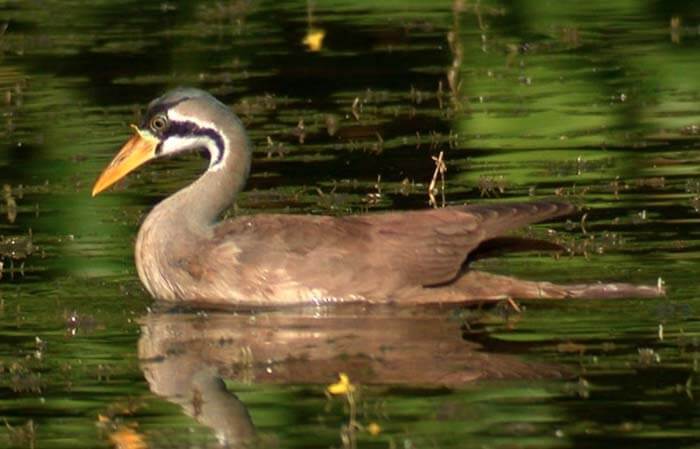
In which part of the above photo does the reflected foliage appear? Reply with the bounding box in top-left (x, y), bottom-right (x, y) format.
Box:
top-left (1, 0), bottom-right (700, 448)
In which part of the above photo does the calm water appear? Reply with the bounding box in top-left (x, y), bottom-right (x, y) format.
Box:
top-left (2, 0), bottom-right (700, 448)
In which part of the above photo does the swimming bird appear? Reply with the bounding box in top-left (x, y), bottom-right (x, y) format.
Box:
top-left (92, 88), bottom-right (663, 305)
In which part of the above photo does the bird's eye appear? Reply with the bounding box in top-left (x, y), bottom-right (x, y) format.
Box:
top-left (150, 115), bottom-right (168, 132)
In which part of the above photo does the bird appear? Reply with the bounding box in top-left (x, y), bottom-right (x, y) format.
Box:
top-left (92, 88), bottom-right (663, 306)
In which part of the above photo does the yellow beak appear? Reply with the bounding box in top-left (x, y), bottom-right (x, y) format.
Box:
top-left (92, 126), bottom-right (160, 197)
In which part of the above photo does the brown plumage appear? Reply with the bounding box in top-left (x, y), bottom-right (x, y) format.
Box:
top-left (92, 88), bottom-right (663, 306)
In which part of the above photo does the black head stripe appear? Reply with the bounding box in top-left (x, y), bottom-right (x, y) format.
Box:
top-left (140, 97), bottom-right (191, 129)
top-left (165, 120), bottom-right (226, 166)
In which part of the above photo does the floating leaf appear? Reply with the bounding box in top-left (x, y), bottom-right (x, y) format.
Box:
top-left (303, 28), bottom-right (325, 52)
top-left (367, 422), bottom-right (381, 436)
top-left (108, 427), bottom-right (147, 449)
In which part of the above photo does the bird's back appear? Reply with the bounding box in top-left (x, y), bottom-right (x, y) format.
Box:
top-left (184, 201), bottom-right (574, 304)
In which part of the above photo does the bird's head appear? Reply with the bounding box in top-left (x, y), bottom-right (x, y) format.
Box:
top-left (92, 88), bottom-right (240, 196)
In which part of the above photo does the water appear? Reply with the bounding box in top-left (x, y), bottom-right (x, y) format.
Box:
top-left (2, 0), bottom-right (700, 447)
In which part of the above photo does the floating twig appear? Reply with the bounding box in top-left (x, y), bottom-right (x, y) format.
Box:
top-left (428, 151), bottom-right (446, 208)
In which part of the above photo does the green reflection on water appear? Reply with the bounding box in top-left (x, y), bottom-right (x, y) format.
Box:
top-left (1, 0), bottom-right (700, 448)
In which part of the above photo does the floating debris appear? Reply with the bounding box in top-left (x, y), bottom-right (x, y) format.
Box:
top-left (366, 422), bottom-right (381, 436)
top-left (670, 16), bottom-right (682, 44)
top-left (265, 136), bottom-right (287, 159)
top-left (477, 175), bottom-right (506, 197)
top-left (303, 0), bottom-right (325, 52)
top-left (303, 28), bottom-right (325, 52)
top-left (2, 184), bottom-right (17, 223)
top-left (327, 372), bottom-right (377, 449)
top-left (638, 348), bottom-right (661, 366)
top-left (351, 97), bottom-right (361, 121)
top-left (108, 426), bottom-right (147, 449)
top-left (324, 114), bottom-right (339, 136)
top-left (0, 230), bottom-right (34, 278)
top-left (4, 419), bottom-right (36, 449)
top-left (363, 175), bottom-right (382, 206)
top-left (293, 118), bottom-right (306, 144)
top-left (556, 342), bottom-right (587, 355)
top-left (327, 372), bottom-right (355, 396)
top-left (0, 231), bottom-right (33, 259)
top-left (428, 150), bottom-right (446, 208)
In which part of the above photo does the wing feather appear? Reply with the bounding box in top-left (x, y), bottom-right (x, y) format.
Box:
top-left (206, 201), bottom-right (574, 295)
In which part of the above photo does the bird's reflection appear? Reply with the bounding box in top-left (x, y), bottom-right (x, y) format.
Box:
top-left (138, 304), bottom-right (566, 447)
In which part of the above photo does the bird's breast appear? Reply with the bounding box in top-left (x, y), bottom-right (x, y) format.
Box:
top-left (135, 219), bottom-right (178, 300)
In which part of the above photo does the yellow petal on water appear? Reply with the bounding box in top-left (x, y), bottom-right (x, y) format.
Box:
top-left (303, 28), bottom-right (325, 52)
top-left (327, 372), bottom-right (354, 395)
top-left (108, 427), bottom-right (147, 449)
top-left (367, 422), bottom-right (382, 436)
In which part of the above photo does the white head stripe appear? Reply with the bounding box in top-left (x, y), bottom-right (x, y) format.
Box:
top-left (163, 109), bottom-right (229, 171)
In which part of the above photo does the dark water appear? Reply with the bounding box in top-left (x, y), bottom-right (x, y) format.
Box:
top-left (2, 0), bottom-right (700, 447)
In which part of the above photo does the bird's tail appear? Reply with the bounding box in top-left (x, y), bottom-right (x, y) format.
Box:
top-left (423, 270), bottom-right (665, 303)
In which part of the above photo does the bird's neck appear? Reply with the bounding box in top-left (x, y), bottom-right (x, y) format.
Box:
top-left (149, 120), bottom-right (252, 235)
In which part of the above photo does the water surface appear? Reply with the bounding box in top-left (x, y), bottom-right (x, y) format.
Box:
top-left (2, 1), bottom-right (700, 448)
